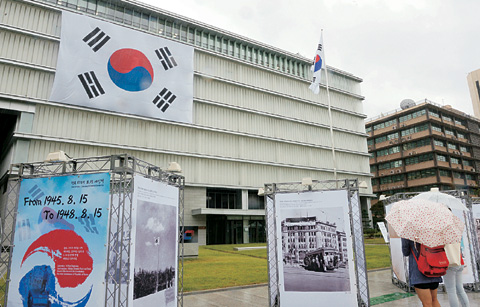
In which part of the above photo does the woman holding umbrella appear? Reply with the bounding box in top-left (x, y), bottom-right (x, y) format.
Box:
top-left (413, 189), bottom-right (470, 306)
top-left (402, 239), bottom-right (442, 307)
top-left (386, 199), bottom-right (465, 307)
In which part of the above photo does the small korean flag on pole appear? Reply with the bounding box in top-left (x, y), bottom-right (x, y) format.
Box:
top-left (309, 32), bottom-right (325, 95)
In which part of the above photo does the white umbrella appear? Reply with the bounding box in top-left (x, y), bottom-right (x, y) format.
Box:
top-left (385, 199), bottom-right (464, 247)
top-left (411, 189), bottom-right (468, 211)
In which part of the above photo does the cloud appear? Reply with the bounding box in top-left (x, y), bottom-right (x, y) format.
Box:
top-left (144, 0), bottom-right (480, 118)
top-left (145, 217), bottom-right (165, 233)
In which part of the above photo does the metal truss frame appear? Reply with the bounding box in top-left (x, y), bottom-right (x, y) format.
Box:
top-left (384, 190), bottom-right (480, 293)
top-left (264, 179), bottom-right (370, 307)
top-left (0, 154), bottom-right (185, 307)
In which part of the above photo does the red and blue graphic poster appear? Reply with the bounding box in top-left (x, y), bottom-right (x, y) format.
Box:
top-left (7, 173), bottom-right (110, 307)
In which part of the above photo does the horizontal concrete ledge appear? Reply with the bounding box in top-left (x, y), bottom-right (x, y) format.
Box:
top-left (233, 246), bottom-right (267, 251)
top-left (184, 283), bottom-right (268, 296)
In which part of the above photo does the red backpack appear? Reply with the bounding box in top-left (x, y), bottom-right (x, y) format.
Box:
top-left (411, 245), bottom-right (449, 277)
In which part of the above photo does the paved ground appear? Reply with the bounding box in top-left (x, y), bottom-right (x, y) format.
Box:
top-left (183, 268), bottom-right (480, 306)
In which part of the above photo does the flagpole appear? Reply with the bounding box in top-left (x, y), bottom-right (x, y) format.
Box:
top-left (322, 29), bottom-right (338, 183)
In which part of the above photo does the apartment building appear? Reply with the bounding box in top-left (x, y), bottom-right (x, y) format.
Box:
top-left (366, 100), bottom-right (480, 199)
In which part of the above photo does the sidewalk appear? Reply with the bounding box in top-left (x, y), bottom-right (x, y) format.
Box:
top-left (183, 268), bottom-right (480, 306)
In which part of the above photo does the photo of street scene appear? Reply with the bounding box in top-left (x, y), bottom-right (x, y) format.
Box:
top-left (280, 206), bottom-right (351, 292)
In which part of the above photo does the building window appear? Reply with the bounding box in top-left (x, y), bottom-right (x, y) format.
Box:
top-left (399, 109), bottom-right (426, 123)
top-left (206, 188), bottom-right (241, 209)
top-left (366, 126), bottom-right (372, 133)
top-left (445, 129), bottom-right (454, 136)
top-left (447, 143), bottom-right (458, 150)
top-left (248, 191), bottom-right (264, 209)
top-left (463, 160), bottom-right (473, 167)
top-left (403, 138), bottom-right (431, 150)
top-left (429, 109), bottom-right (440, 118)
top-left (373, 119), bottom-right (396, 131)
top-left (450, 157), bottom-right (460, 164)
top-left (379, 160), bottom-right (402, 170)
top-left (387, 132), bottom-right (399, 140)
top-left (443, 115), bottom-right (452, 122)
top-left (377, 146), bottom-right (400, 157)
top-left (401, 123), bottom-right (428, 136)
top-left (375, 136), bottom-right (387, 144)
top-left (437, 154), bottom-right (447, 162)
top-left (439, 169), bottom-right (451, 177)
top-left (457, 132), bottom-right (465, 139)
top-left (405, 153), bottom-right (434, 165)
top-left (379, 174), bottom-right (404, 184)
top-left (407, 169), bottom-right (436, 180)
top-left (434, 139), bottom-right (445, 147)
top-left (431, 125), bottom-right (442, 133)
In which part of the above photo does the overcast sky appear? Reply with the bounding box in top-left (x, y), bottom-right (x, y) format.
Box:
top-left (141, 0), bottom-right (480, 119)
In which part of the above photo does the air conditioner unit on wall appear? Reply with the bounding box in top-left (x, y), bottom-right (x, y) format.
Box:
top-left (392, 126), bottom-right (397, 130)
top-left (390, 170), bottom-right (394, 174)
top-left (380, 173), bottom-right (384, 176)
top-left (409, 152), bottom-right (413, 156)
top-left (407, 136), bottom-right (411, 140)
top-left (401, 124), bottom-right (405, 127)
top-left (397, 170), bottom-right (402, 173)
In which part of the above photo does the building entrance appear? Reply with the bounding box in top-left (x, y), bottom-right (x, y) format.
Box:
top-left (206, 216), bottom-right (243, 245)
top-left (249, 220), bottom-right (266, 243)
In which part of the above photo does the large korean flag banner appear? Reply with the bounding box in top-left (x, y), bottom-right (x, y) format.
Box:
top-left (7, 173), bottom-right (110, 307)
top-left (130, 175), bottom-right (179, 307)
top-left (50, 11), bottom-right (194, 123)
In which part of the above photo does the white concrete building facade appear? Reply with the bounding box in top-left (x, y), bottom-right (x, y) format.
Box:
top-left (0, 0), bottom-right (373, 245)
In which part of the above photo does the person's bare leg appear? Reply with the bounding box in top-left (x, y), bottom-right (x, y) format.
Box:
top-left (430, 289), bottom-right (441, 307)
top-left (415, 287), bottom-right (434, 307)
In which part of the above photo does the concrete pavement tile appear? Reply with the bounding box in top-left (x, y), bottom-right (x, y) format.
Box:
top-left (183, 269), bottom-right (480, 306)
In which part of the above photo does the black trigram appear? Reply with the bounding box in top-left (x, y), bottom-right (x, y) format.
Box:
top-left (78, 71), bottom-right (105, 99)
top-left (82, 27), bottom-right (111, 52)
top-left (28, 184), bottom-right (45, 199)
top-left (317, 44), bottom-right (323, 51)
top-left (152, 88), bottom-right (176, 112)
top-left (155, 47), bottom-right (177, 70)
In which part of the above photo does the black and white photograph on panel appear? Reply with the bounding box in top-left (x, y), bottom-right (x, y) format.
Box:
top-left (275, 190), bottom-right (357, 306)
top-left (131, 175), bottom-right (179, 307)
